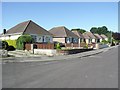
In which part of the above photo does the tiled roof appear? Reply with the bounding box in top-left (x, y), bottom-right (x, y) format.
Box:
top-left (49, 26), bottom-right (78, 38)
top-left (100, 34), bottom-right (108, 39)
top-left (94, 34), bottom-right (102, 39)
top-left (84, 32), bottom-right (96, 39)
top-left (72, 31), bottom-right (84, 39)
top-left (82, 33), bottom-right (90, 39)
top-left (1, 20), bottom-right (52, 36)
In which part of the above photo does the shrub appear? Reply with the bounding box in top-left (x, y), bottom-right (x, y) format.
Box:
top-left (56, 43), bottom-right (61, 50)
top-left (16, 35), bottom-right (34, 50)
top-left (5, 40), bottom-right (17, 48)
top-left (7, 45), bottom-right (16, 51)
top-left (2, 41), bottom-right (8, 50)
top-left (101, 40), bottom-right (109, 44)
top-left (83, 44), bottom-right (88, 49)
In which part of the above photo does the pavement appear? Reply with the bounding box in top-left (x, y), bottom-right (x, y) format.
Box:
top-left (2, 45), bottom-right (118, 88)
top-left (2, 45), bottom-right (118, 63)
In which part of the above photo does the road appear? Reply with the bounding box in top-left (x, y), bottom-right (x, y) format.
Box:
top-left (2, 46), bottom-right (119, 88)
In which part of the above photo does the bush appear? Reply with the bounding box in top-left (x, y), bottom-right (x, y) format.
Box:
top-left (7, 46), bottom-right (16, 51)
top-left (101, 40), bottom-right (109, 44)
top-left (16, 35), bottom-right (34, 50)
top-left (83, 44), bottom-right (88, 49)
top-left (2, 41), bottom-right (8, 50)
top-left (5, 40), bottom-right (17, 48)
top-left (56, 43), bottom-right (61, 50)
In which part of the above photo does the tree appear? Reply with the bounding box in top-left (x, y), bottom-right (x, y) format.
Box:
top-left (90, 26), bottom-right (109, 35)
top-left (90, 27), bottom-right (98, 34)
top-left (16, 35), bottom-right (34, 50)
top-left (71, 28), bottom-right (86, 34)
top-left (112, 32), bottom-right (120, 40)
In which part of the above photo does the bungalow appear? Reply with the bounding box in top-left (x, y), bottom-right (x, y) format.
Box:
top-left (100, 34), bottom-right (108, 41)
top-left (72, 31), bottom-right (84, 47)
top-left (0, 20), bottom-right (53, 43)
top-left (49, 26), bottom-right (79, 44)
top-left (83, 32), bottom-right (97, 43)
top-left (82, 33), bottom-right (91, 44)
top-left (94, 34), bottom-right (103, 43)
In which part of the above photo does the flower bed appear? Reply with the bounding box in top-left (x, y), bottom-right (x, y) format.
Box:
top-left (57, 48), bottom-right (93, 55)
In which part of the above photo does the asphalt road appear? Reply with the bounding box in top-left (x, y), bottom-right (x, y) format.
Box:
top-left (2, 46), bottom-right (119, 88)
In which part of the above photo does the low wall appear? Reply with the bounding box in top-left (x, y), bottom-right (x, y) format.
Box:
top-left (34, 49), bottom-right (56, 56)
top-left (95, 44), bottom-right (108, 49)
top-left (33, 48), bottom-right (93, 56)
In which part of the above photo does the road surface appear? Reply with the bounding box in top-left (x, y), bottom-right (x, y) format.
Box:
top-left (2, 46), bottom-right (119, 88)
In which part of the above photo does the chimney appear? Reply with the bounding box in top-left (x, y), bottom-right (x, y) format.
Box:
top-left (3, 29), bottom-right (6, 34)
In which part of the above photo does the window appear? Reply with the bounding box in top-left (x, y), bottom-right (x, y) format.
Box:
top-left (73, 38), bottom-right (78, 43)
top-left (31, 35), bottom-right (37, 42)
top-left (45, 36), bottom-right (51, 42)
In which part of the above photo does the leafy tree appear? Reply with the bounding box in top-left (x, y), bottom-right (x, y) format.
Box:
top-left (90, 26), bottom-right (109, 35)
top-left (71, 28), bottom-right (86, 34)
top-left (112, 32), bottom-right (120, 40)
top-left (16, 35), bottom-right (34, 50)
top-left (90, 27), bottom-right (98, 34)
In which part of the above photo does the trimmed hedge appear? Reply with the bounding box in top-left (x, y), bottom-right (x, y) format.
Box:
top-left (16, 35), bottom-right (34, 50)
top-left (5, 40), bottom-right (17, 48)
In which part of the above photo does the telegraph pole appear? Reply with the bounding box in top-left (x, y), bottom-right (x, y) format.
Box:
top-left (111, 30), bottom-right (112, 46)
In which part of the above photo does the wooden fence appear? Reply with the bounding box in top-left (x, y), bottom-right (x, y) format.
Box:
top-left (25, 43), bottom-right (54, 51)
top-left (25, 43), bottom-right (96, 51)
top-left (25, 44), bottom-right (31, 51)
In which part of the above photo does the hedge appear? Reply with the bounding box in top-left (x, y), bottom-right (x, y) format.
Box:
top-left (16, 35), bottom-right (33, 50)
top-left (5, 40), bottom-right (17, 48)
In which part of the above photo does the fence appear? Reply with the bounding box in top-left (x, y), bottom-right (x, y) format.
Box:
top-left (25, 43), bottom-right (96, 51)
top-left (25, 43), bottom-right (54, 51)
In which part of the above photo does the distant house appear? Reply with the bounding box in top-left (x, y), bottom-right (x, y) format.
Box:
top-left (82, 33), bottom-right (91, 44)
top-left (0, 20), bottom-right (53, 43)
top-left (83, 32), bottom-right (97, 43)
top-left (49, 26), bottom-right (79, 44)
top-left (72, 31), bottom-right (84, 47)
top-left (100, 34), bottom-right (108, 41)
top-left (94, 34), bottom-right (103, 43)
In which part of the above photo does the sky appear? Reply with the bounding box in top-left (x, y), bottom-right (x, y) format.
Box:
top-left (1, 2), bottom-right (118, 33)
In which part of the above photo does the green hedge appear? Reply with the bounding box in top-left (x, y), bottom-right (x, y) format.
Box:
top-left (5, 40), bottom-right (17, 48)
top-left (16, 35), bottom-right (33, 50)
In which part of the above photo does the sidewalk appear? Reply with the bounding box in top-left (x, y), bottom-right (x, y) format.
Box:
top-left (2, 45), bottom-right (118, 63)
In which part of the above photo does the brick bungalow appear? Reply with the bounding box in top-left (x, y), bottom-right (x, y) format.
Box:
top-left (49, 26), bottom-right (79, 47)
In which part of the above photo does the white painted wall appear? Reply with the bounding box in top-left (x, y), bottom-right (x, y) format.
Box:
top-left (0, 34), bottom-right (22, 40)
top-left (53, 38), bottom-right (65, 43)
top-left (34, 49), bottom-right (57, 56)
top-left (85, 39), bottom-right (89, 44)
top-left (0, 34), bottom-right (53, 43)
top-left (10, 35), bottom-right (22, 40)
top-left (105, 38), bottom-right (108, 41)
top-left (92, 39), bottom-right (96, 43)
top-left (100, 39), bottom-right (103, 42)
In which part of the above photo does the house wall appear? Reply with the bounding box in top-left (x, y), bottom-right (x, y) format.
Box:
top-left (31, 34), bottom-right (53, 43)
top-left (100, 39), bottom-right (103, 42)
top-left (85, 39), bottom-right (89, 44)
top-left (105, 38), bottom-right (108, 41)
top-left (92, 39), bottom-right (96, 43)
top-left (53, 38), bottom-right (65, 43)
top-left (0, 34), bottom-right (22, 40)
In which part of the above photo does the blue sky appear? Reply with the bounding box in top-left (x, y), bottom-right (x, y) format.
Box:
top-left (1, 2), bottom-right (118, 33)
